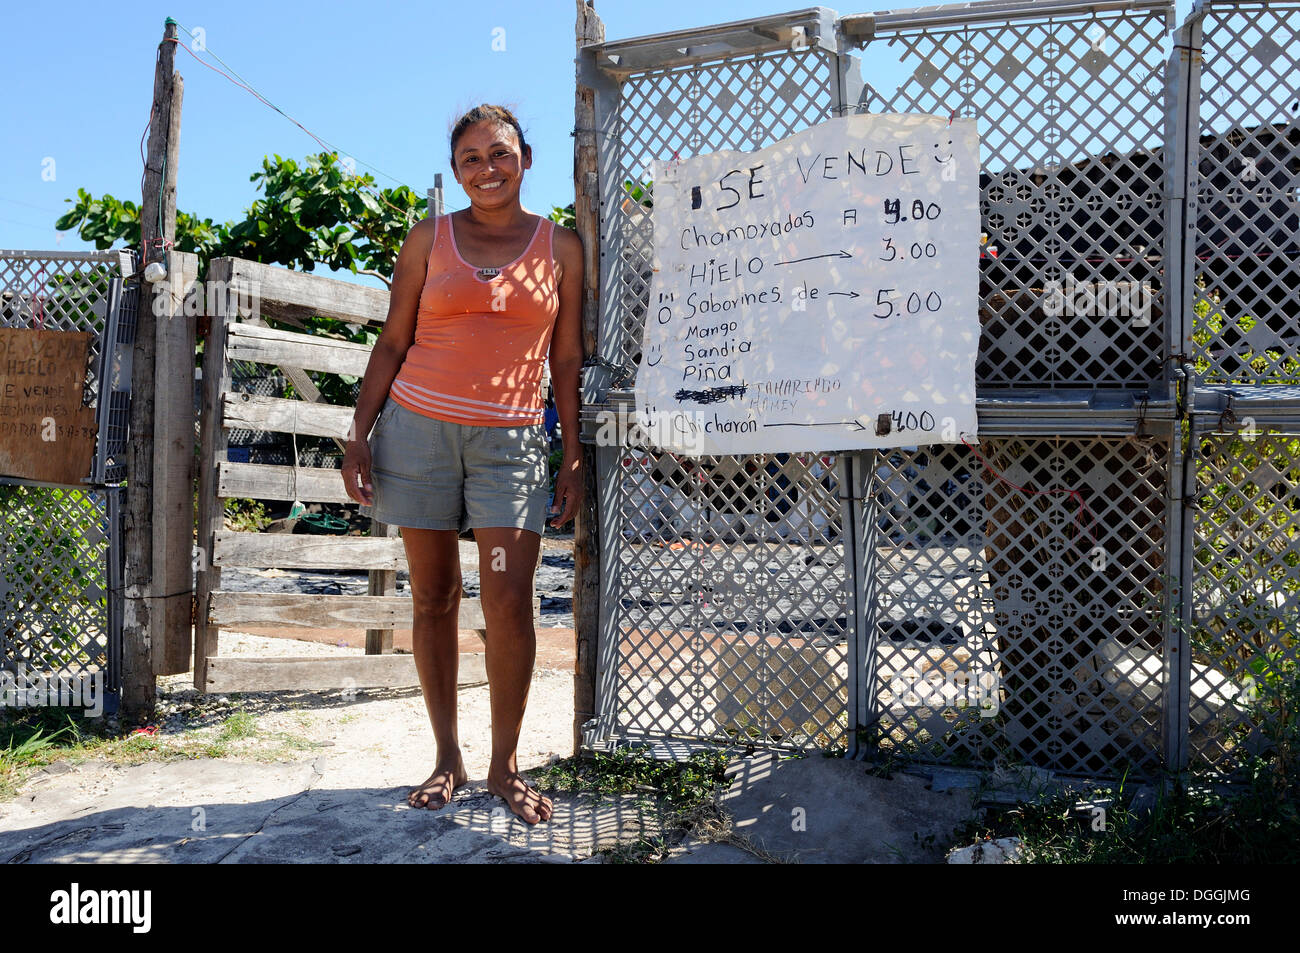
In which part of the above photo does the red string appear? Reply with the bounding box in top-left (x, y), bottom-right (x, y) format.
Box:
top-left (959, 432), bottom-right (1098, 551)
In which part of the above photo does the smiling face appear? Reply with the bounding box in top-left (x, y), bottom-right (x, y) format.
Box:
top-left (451, 120), bottom-right (532, 208)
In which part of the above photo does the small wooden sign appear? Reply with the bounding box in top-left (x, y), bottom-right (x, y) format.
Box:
top-left (0, 328), bottom-right (99, 485)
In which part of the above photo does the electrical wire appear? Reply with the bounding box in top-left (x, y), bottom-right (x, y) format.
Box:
top-left (162, 22), bottom-right (421, 225)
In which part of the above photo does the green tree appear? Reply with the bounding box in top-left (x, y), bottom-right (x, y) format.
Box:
top-left (56, 152), bottom-right (426, 287)
top-left (55, 157), bottom-right (585, 411)
top-left (55, 156), bottom-right (614, 291)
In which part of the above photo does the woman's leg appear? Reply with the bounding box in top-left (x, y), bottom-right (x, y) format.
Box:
top-left (473, 526), bottom-right (553, 824)
top-left (401, 526), bottom-right (469, 809)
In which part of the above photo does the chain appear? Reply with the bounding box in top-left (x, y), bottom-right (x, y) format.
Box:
top-left (1218, 393), bottom-right (1237, 434)
top-left (583, 354), bottom-right (637, 390)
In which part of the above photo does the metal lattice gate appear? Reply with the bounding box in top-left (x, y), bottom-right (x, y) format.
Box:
top-left (1, 250), bottom-right (138, 712)
top-left (1178, 0), bottom-right (1300, 774)
top-left (582, 12), bottom-right (855, 752)
top-left (841, 1), bottom-right (1177, 776)
top-left (575, 0), bottom-right (1297, 780)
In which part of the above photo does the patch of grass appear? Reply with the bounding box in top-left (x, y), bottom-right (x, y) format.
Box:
top-left (180, 712), bottom-right (325, 761)
top-left (535, 746), bottom-right (802, 863)
top-left (0, 703), bottom-right (327, 799)
top-left (960, 781), bottom-right (1231, 863)
top-left (0, 721), bottom-right (74, 800)
top-left (217, 711), bottom-right (257, 743)
top-left (0, 707), bottom-right (119, 797)
top-left (534, 746), bottom-right (736, 862)
top-left (536, 746), bottom-right (729, 809)
top-left (245, 729), bottom-right (322, 761)
top-left (108, 731), bottom-right (173, 765)
top-left (601, 833), bottom-right (674, 864)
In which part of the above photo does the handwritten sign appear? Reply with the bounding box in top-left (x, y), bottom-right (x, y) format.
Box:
top-left (634, 113), bottom-right (979, 455)
top-left (0, 329), bottom-right (98, 485)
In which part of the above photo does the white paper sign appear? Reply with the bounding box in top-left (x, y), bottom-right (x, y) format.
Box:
top-left (633, 113), bottom-right (980, 455)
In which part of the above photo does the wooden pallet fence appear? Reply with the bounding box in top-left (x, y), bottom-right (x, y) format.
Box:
top-left (194, 257), bottom-right (533, 693)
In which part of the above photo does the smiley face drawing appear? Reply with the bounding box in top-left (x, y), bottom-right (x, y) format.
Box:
top-left (933, 139), bottom-right (955, 164)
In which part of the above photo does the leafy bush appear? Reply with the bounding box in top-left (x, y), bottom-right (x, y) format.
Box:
top-left (960, 655), bottom-right (1300, 863)
top-left (223, 497), bottom-right (271, 532)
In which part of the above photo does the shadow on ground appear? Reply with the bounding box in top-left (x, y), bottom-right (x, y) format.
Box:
top-left (1, 758), bottom-right (662, 863)
top-left (1, 749), bottom-right (980, 863)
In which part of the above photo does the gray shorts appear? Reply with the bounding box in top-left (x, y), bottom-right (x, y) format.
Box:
top-left (366, 397), bottom-right (550, 535)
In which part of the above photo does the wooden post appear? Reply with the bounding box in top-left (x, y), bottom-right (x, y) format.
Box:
top-left (123, 19), bottom-right (180, 720)
top-left (363, 543), bottom-right (398, 654)
top-left (193, 258), bottom-right (234, 691)
top-left (572, 0), bottom-right (605, 754)
top-left (151, 248), bottom-right (198, 674)
top-left (427, 173), bottom-right (444, 217)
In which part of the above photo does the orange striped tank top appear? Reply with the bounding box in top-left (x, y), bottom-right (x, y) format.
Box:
top-left (389, 212), bottom-right (559, 425)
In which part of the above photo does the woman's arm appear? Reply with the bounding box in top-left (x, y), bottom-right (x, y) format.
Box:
top-left (341, 218), bottom-right (435, 504)
top-left (547, 224), bottom-right (586, 526)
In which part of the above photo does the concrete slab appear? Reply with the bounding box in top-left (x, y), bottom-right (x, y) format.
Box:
top-left (0, 632), bottom-right (978, 865)
top-left (666, 751), bottom-right (979, 864)
top-left (0, 755), bottom-right (666, 864)
top-left (0, 661), bottom-right (651, 865)
top-left (1, 745), bottom-right (979, 864)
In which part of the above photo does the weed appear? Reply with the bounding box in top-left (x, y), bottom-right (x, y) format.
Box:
top-left (535, 746), bottom-right (735, 862)
top-left (535, 746), bottom-right (729, 809)
top-left (949, 665), bottom-right (1300, 863)
top-left (223, 498), bottom-right (272, 532)
top-left (0, 721), bottom-right (74, 799)
top-left (0, 700), bottom-right (326, 800)
top-left (600, 834), bottom-right (673, 863)
top-left (217, 712), bottom-right (257, 743)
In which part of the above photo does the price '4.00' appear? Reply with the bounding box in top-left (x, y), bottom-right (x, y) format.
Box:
top-left (883, 198), bottom-right (942, 224)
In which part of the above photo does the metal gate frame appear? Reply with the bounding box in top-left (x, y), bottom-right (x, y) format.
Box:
top-left (579, 10), bottom-right (858, 758)
top-left (1172, 0), bottom-right (1300, 775)
top-left (836, 0), bottom-right (1179, 779)
top-left (1, 249), bottom-right (139, 714)
top-left (574, 0), bottom-right (1296, 781)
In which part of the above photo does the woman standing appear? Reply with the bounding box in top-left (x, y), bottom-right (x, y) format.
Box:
top-left (342, 104), bottom-right (584, 825)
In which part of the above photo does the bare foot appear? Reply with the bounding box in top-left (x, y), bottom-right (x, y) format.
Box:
top-left (487, 770), bottom-right (554, 825)
top-left (408, 756), bottom-right (468, 810)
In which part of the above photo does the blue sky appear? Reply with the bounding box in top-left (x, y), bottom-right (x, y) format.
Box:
top-left (2, 0), bottom-right (1194, 285)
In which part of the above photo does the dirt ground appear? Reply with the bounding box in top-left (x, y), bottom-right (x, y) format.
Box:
top-left (0, 627), bottom-right (619, 864)
top-left (150, 626), bottom-right (580, 777)
top-left (0, 532), bottom-right (980, 863)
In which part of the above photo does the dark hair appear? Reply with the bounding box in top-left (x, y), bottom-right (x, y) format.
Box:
top-left (449, 104), bottom-right (530, 173)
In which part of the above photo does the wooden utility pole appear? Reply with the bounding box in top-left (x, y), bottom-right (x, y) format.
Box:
top-left (572, 0), bottom-right (604, 753)
top-left (123, 19), bottom-right (184, 720)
